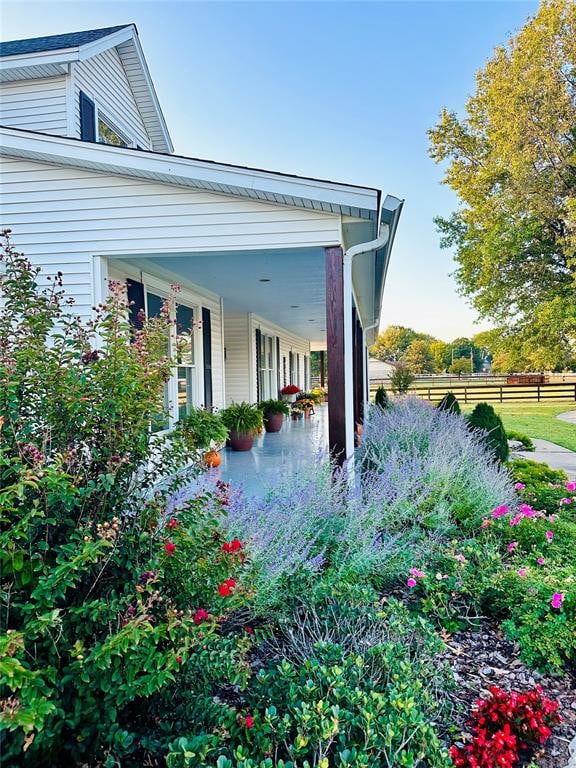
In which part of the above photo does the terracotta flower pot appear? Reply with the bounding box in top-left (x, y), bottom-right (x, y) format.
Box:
top-left (204, 449), bottom-right (221, 468)
top-left (229, 430), bottom-right (254, 451)
top-left (303, 408), bottom-right (312, 419)
top-left (264, 413), bottom-right (284, 433)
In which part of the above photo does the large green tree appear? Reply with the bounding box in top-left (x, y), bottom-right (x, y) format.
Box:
top-left (429, 0), bottom-right (576, 371)
top-left (403, 339), bottom-right (436, 374)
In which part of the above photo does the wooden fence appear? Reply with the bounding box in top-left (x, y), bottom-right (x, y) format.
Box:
top-left (369, 380), bottom-right (576, 404)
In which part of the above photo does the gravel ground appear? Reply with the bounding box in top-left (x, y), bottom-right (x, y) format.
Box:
top-left (442, 621), bottom-right (576, 767)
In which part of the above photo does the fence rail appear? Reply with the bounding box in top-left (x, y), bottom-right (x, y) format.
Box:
top-left (369, 380), bottom-right (576, 404)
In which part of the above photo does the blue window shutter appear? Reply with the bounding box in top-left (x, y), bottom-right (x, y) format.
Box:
top-left (79, 91), bottom-right (96, 142)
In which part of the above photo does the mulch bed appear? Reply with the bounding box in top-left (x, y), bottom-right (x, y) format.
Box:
top-left (442, 620), bottom-right (576, 768)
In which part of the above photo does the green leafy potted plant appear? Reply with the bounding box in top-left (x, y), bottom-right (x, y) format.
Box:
top-left (220, 402), bottom-right (263, 451)
top-left (176, 408), bottom-right (229, 467)
top-left (258, 398), bottom-right (289, 433)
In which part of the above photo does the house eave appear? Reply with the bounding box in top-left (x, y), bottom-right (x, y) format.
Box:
top-left (0, 125), bottom-right (381, 219)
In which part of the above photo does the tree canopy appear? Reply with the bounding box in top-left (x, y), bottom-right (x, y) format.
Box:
top-left (428, 0), bottom-right (576, 371)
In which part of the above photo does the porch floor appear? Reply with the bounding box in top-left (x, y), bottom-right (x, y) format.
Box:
top-left (214, 404), bottom-right (329, 496)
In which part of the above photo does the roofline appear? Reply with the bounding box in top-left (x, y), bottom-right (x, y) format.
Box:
top-left (0, 125), bottom-right (381, 217)
top-left (0, 24), bottom-right (173, 154)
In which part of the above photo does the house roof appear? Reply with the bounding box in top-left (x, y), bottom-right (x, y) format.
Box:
top-left (0, 25), bottom-right (131, 58)
top-left (0, 24), bottom-right (173, 154)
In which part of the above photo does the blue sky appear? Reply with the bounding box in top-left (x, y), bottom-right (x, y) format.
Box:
top-left (1, 0), bottom-right (539, 341)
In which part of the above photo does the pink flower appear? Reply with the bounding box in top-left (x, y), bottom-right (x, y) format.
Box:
top-left (551, 593), bottom-right (564, 609)
top-left (566, 481), bottom-right (576, 492)
top-left (407, 578), bottom-right (417, 588)
top-left (454, 553), bottom-right (467, 564)
top-left (409, 567), bottom-right (425, 579)
top-left (481, 519), bottom-right (491, 529)
top-left (520, 503), bottom-right (536, 518)
top-left (517, 568), bottom-right (527, 578)
top-left (507, 541), bottom-right (518, 552)
top-left (537, 557), bottom-right (545, 566)
top-left (560, 497), bottom-right (572, 505)
top-left (491, 505), bottom-right (509, 519)
top-left (514, 482), bottom-right (526, 491)
top-left (509, 514), bottom-right (521, 526)
top-left (545, 531), bottom-right (554, 542)
top-left (193, 608), bottom-right (209, 625)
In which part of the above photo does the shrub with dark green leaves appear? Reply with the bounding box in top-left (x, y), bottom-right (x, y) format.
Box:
top-left (177, 407), bottom-right (229, 450)
top-left (374, 384), bottom-right (389, 409)
top-left (468, 402), bottom-right (509, 462)
top-left (436, 391), bottom-right (460, 414)
top-left (506, 429), bottom-right (534, 451)
top-left (0, 233), bottom-right (254, 765)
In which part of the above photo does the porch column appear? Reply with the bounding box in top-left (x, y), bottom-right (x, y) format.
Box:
top-left (319, 350), bottom-right (326, 388)
top-left (325, 246), bottom-right (354, 464)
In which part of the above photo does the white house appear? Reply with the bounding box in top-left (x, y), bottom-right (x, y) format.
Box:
top-left (0, 24), bottom-right (402, 464)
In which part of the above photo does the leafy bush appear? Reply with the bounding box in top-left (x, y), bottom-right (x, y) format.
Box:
top-left (220, 402), bottom-right (263, 435)
top-left (390, 363), bottom-right (415, 394)
top-left (509, 458), bottom-right (572, 517)
top-left (468, 402), bottom-right (509, 462)
top-left (509, 457), bottom-right (567, 486)
top-left (0, 234), bottom-right (254, 765)
top-left (257, 398), bottom-right (290, 416)
top-left (374, 384), bottom-right (389, 409)
top-left (506, 429), bottom-right (534, 451)
top-left (436, 391), bottom-right (460, 414)
top-left (177, 407), bottom-right (229, 449)
top-left (450, 686), bottom-right (560, 768)
top-left (167, 617), bottom-right (452, 768)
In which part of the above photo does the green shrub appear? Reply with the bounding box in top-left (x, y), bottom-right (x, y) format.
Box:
top-left (177, 407), bottom-right (229, 449)
top-left (468, 402), bottom-right (509, 462)
top-left (436, 392), bottom-right (461, 414)
top-left (374, 384), bottom-right (389, 409)
top-left (506, 429), bottom-right (535, 451)
top-left (509, 457), bottom-right (567, 486)
top-left (390, 363), bottom-right (415, 394)
top-left (167, 640), bottom-right (452, 768)
top-left (0, 234), bottom-right (254, 765)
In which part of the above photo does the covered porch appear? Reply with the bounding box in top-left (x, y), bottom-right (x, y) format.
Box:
top-left (103, 194), bottom-right (402, 467)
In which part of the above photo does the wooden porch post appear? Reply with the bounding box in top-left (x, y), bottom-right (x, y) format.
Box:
top-left (353, 312), bottom-right (364, 438)
top-left (325, 247), bottom-right (346, 463)
top-left (319, 350), bottom-right (326, 388)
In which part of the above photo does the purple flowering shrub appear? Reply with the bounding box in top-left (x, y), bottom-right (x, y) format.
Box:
top-left (359, 398), bottom-right (514, 531)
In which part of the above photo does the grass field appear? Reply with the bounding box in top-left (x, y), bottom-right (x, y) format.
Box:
top-left (463, 403), bottom-right (576, 452)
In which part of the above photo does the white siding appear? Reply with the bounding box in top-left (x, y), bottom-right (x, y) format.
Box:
top-left (224, 312), bottom-right (311, 405)
top-left (73, 49), bottom-right (151, 148)
top-left (0, 157), bottom-right (340, 322)
top-left (224, 314), bottom-right (252, 404)
top-left (0, 77), bottom-right (68, 136)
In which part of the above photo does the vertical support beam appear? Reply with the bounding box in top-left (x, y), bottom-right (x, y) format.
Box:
top-left (325, 246), bottom-right (354, 464)
top-left (319, 350), bottom-right (326, 388)
top-left (353, 314), bottom-right (364, 437)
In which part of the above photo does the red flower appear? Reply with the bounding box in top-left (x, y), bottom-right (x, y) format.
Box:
top-left (218, 583), bottom-right (232, 597)
top-left (244, 627), bottom-right (254, 635)
top-left (193, 608), bottom-right (209, 624)
top-left (176, 656), bottom-right (182, 663)
top-left (222, 539), bottom-right (243, 553)
top-left (167, 518), bottom-right (178, 529)
top-left (245, 715), bottom-right (254, 729)
top-left (164, 541), bottom-right (176, 557)
top-left (222, 542), bottom-right (233, 553)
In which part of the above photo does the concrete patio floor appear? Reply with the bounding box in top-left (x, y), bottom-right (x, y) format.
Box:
top-left (214, 404), bottom-right (329, 496)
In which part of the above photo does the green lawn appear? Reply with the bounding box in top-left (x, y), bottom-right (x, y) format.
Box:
top-left (464, 403), bottom-right (576, 452)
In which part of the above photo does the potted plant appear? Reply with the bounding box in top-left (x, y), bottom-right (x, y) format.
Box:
top-left (295, 392), bottom-right (315, 418)
top-left (220, 402), bottom-right (263, 451)
top-left (258, 398), bottom-right (290, 433)
top-left (176, 407), bottom-right (229, 467)
top-left (291, 400), bottom-right (305, 421)
top-left (310, 387), bottom-right (326, 405)
top-left (280, 384), bottom-right (301, 403)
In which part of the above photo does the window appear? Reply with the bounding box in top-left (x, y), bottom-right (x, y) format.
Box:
top-left (146, 291), bottom-right (170, 431)
top-left (175, 304), bottom-right (197, 419)
top-left (257, 332), bottom-right (276, 401)
top-left (98, 116), bottom-right (129, 147)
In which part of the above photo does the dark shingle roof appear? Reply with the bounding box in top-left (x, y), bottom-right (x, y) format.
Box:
top-left (0, 25), bottom-right (131, 58)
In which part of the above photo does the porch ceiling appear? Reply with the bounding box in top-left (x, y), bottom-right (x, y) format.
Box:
top-left (127, 248), bottom-right (328, 343)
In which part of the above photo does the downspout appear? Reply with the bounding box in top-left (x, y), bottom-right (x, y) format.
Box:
top-left (341, 224), bottom-right (391, 460)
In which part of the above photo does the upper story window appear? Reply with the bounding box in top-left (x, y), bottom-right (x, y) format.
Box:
top-left (79, 90), bottom-right (133, 148)
top-left (98, 116), bottom-right (128, 147)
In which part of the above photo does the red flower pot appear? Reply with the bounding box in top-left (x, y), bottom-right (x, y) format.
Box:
top-left (229, 431), bottom-right (254, 451)
top-left (264, 413), bottom-right (284, 433)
